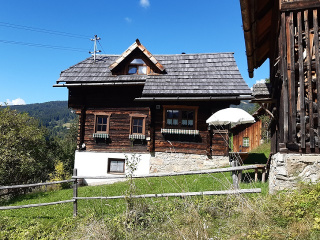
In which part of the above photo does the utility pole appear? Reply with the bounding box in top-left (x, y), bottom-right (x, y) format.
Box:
top-left (89, 35), bottom-right (101, 63)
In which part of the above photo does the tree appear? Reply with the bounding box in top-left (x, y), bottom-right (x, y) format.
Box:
top-left (0, 107), bottom-right (55, 190)
top-left (53, 117), bottom-right (78, 173)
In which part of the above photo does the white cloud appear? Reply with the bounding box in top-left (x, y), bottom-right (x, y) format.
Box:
top-left (1, 98), bottom-right (26, 106)
top-left (140, 0), bottom-right (150, 8)
top-left (255, 79), bottom-right (266, 84)
top-left (125, 17), bottom-right (132, 23)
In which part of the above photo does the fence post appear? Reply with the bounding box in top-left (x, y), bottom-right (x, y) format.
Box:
top-left (73, 168), bottom-right (78, 217)
top-left (231, 160), bottom-right (239, 190)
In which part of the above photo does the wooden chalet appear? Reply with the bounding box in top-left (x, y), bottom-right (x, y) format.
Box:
top-left (240, 0), bottom-right (320, 154)
top-left (54, 39), bottom-right (251, 181)
top-left (231, 111), bottom-right (263, 153)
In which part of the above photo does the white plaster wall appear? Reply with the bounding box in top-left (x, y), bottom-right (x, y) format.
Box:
top-left (74, 151), bottom-right (150, 185)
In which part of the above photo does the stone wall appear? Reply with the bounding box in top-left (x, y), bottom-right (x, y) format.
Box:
top-left (269, 153), bottom-right (320, 193)
top-left (150, 152), bottom-right (229, 173)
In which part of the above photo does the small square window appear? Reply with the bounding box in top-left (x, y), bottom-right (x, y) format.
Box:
top-left (243, 137), bottom-right (249, 147)
top-left (108, 158), bottom-right (125, 173)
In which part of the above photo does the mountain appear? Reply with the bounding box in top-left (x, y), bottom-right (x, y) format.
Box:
top-left (4, 101), bottom-right (77, 138)
top-left (230, 100), bottom-right (258, 114)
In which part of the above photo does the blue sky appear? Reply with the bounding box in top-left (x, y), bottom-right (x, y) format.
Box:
top-left (0, 0), bottom-right (269, 105)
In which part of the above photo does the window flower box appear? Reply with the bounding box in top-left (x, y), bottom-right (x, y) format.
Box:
top-left (161, 128), bottom-right (200, 135)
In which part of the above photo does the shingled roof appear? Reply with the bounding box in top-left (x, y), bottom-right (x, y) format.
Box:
top-left (56, 44), bottom-right (251, 98)
top-left (142, 53), bottom-right (251, 97)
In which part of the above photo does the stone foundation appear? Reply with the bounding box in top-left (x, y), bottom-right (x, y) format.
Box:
top-left (150, 152), bottom-right (229, 173)
top-left (269, 153), bottom-right (320, 194)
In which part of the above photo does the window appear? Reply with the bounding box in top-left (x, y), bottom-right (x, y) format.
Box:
top-left (93, 113), bottom-right (110, 141)
top-left (96, 116), bottom-right (108, 133)
top-left (108, 158), bottom-right (125, 173)
top-left (129, 114), bottom-right (147, 140)
top-left (163, 106), bottom-right (198, 129)
top-left (132, 118), bottom-right (144, 134)
top-left (243, 137), bottom-right (249, 147)
top-left (128, 59), bottom-right (148, 75)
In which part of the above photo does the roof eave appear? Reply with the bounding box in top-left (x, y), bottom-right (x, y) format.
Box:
top-left (135, 95), bottom-right (253, 102)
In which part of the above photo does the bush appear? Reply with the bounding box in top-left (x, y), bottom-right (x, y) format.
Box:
top-left (0, 107), bottom-right (55, 195)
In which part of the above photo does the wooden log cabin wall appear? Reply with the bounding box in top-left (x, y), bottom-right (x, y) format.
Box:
top-left (271, 5), bottom-right (320, 153)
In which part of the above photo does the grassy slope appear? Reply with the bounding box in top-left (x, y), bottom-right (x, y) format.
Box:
top-left (1, 173), bottom-right (266, 239)
top-left (2, 173), bottom-right (319, 239)
top-left (1, 143), bottom-right (320, 239)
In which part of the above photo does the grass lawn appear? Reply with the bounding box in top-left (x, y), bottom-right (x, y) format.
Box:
top-left (2, 143), bottom-right (319, 239)
top-left (0, 171), bottom-right (267, 239)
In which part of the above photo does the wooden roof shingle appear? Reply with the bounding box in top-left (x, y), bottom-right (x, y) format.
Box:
top-left (56, 49), bottom-right (251, 97)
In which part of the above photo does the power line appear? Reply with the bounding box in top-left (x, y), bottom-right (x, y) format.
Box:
top-left (98, 40), bottom-right (106, 54)
top-left (0, 21), bottom-right (91, 39)
top-left (0, 39), bottom-right (88, 52)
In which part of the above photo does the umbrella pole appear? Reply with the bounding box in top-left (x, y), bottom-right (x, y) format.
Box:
top-left (228, 123), bottom-right (239, 189)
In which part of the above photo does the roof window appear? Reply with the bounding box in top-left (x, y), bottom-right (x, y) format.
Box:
top-left (128, 59), bottom-right (148, 75)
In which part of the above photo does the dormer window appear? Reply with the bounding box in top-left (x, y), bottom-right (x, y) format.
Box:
top-left (128, 59), bottom-right (148, 75)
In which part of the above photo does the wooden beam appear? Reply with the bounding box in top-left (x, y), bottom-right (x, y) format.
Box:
top-left (73, 168), bottom-right (78, 217)
top-left (314, 9), bottom-right (320, 148)
top-left (289, 12), bottom-right (296, 143)
top-left (281, 12), bottom-right (289, 144)
top-left (298, 11), bottom-right (306, 148)
top-left (305, 10), bottom-right (315, 148)
top-left (0, 200), bottom-right (74, 210)
top-left (73, 188), bottom-right (262, 201)
top-left (0, 179), bottom-right (75, 190)
top-left (281, 0), bottom-right (320, 12)
top-left (72, 165), bottom-right (264, 179)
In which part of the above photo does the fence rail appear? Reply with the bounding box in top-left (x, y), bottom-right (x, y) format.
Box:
top-left (0, 165), bottom-right (266, 217)
top-left (0, 179), bottom-right (75, 190)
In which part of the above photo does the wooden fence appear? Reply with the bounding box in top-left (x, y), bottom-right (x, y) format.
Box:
top-left (0, 165), bottom-right (265, 217)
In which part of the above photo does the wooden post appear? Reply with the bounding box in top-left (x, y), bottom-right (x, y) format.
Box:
top-left (314, 9), bottom-right (320, 148)
top-left (288, 12), bottom-right (296, 143)
top-left (254, 169), bottom-right (258, 182)
top-left (73, 168), bottom-right (78, 217)
top-left (231, 160), bottom-right (239, 189)
top-left (298, 11), bottom-right (306, 149)
top-left (262, 167), bottom-right (266, 183)
top-left (238, 171), bottom-right (242, 183)
top-left (305, 10), bottom-right (314, 149)
top-left (281, 12), bottom-right (289, 145)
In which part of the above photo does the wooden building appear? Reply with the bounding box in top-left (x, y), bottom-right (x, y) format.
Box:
top-left (54, 39), bottom-right (251, 182)
top-left (240, 0), bottom-right (320, 154)
top-left (232, 115), bottom-right (262, 153)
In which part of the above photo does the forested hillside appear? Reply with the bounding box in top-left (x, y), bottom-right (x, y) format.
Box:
top-left (6, 101), bottom-right (77, 138)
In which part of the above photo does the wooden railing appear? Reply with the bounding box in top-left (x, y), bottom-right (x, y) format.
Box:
top-left (0, 165), bottom-right (266, 217)
top-left (0, 179), bottom-right (75, 211)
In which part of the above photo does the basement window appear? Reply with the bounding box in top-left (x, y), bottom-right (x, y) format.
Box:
top-left (108, 158), bottom-right (125, 173)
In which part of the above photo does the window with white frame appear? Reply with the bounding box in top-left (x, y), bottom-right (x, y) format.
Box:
top-left (243, 137), bottom-right (249, 147)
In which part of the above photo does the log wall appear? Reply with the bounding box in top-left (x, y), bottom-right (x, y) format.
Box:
top-left (232, 120), bottom-right (262, 152)
top-left (69, 86), bottom-right (231, 156)
top-left (271, 7), bottom-right (320, 153)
